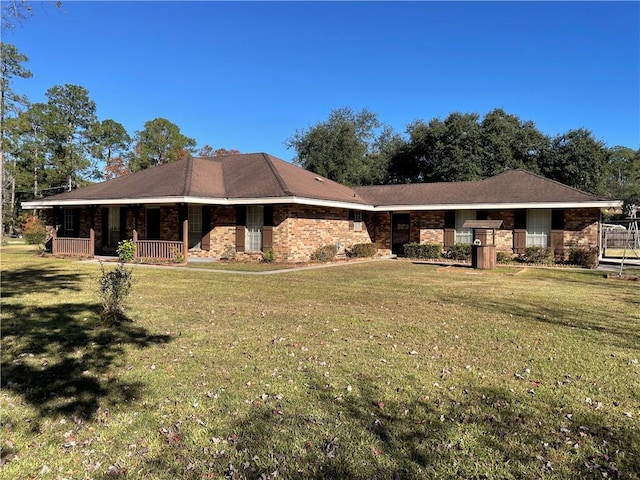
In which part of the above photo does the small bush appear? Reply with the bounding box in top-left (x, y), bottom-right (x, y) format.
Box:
top-left (446, 243), bottom-right (472, 262)
top-left (311, 244), bottom-right (338, 262)
top-left (568, 246), bottom-right (598, 268)
top-left (348, 243), bottom-right (377, 258)
top-left (171, 247), bottom-right (185, 264)
top-left (117, 239), bottom-right (136, 262)
top-left (497, 251), bottom-right (514, 264)
top-left (98, 262), bottom-right (133, 324)
top-left (518, 246), bottom-right (554, 265)
top-left (261, 248), bottom-right (276, 263)
top-left (403, 243), bottom-right (442, 259)
top-left (22, 215), bottom-right (46, 245)
top-left (220, 246), bottom-right (236, 261)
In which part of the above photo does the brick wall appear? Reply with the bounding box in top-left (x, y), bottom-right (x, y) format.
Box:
top-left (275, 205), bottom-right (373, 261)
top-left (564, 208), bottom-right (599, 248)
top-left (41, 205), bottom-right (603, 262)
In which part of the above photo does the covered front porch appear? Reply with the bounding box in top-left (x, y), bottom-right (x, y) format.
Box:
top-left (47, 204), bottom-right (197, 263)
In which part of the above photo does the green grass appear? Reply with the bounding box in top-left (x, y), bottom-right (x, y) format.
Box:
top-left (2, 244), bottom-right (639, 479)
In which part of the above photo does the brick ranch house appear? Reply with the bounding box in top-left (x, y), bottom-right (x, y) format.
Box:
top-left (22, 152), bottom-right (621, 263)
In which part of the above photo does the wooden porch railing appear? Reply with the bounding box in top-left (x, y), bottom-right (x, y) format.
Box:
top-left (135, 240), bottom-right (186, 263)
top-left (52, 230), bottom-right (95, 257)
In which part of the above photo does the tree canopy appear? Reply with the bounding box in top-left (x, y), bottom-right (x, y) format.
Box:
top-left (286, 107), bottom-right (399, 186)
top-left (128, 118), bottom-right (196, 172)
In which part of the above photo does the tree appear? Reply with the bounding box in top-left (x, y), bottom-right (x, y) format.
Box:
top-left (4, 103), bottom-right (50, 231)
top-left (388, 112), bottom-right (484, 183)
top-left (44, 84), bottom-right (98, 190)
top-left (197, 145), bottom-right (241, 158)
top-left (287, 107), bottom-right (395, 186)
top-left (605, 145), bottom-right (640, 209)
top-left (129, 118), bottom-right (196, 172)
top-left (540, 129), bottom-right (609, 195)
top-left (387, 109), bottom-right (551, 184)
top-left (1, 1), bottom-right (63, 30)
top-left (1, 43), bottom-right (33, 237)
top-left (90, 119), bottom-right (131, 179)
top-left (479, 108), bottom-right (547, 176)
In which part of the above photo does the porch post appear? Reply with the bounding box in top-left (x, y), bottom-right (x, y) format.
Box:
top-left (182, 217), bottom-right (189, 263)
top-left (89, 228), bottom-right (95, 256)
top-left (133, 229), bottom-right (138, 260)
top-left (51, 223), bottom-right (58, 255)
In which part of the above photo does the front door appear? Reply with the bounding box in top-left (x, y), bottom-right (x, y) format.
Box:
top-left (391, 213), bottom-right (410, 255)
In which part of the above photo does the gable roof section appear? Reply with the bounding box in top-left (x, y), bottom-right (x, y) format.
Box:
top-left (353, 170), bottom-right (619, 210)
top-left (23, 153), bottom-right (370, 209)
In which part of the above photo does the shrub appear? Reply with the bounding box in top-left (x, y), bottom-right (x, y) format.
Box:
top-left (568, 246), bottom-right (598, 268)
top-left (220, 246), bottom-right (236, 261)
top-left (98, 262), bottom-right (133, 324)
top-left (403, 242), bottom-right (442, 260)
top-left (518, 246), bottom-right (554, 265)
top-left (497, 251), bottom-right (514, 264)
top-left (117, 239), bottom-right (136, 262)
top-left (22, 215), bottom-right (46, 245)
top-left (171, 247), bottom-right (185, 264)
top-left (446, 243), bottom-right (472, 262)
top-left (261, 248), bottom-right (276, 263)
top-left (311, 244), bottom-right (338, 262)
top-left (348, 243), bottom-right (377, 258)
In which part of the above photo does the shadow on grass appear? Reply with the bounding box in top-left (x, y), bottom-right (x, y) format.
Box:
top-left (1, 265), bottom-right (85, 298)
top-left (1, 266), bottom-right (172, 423)
top-left (141, 370), bottom-right (639, 479)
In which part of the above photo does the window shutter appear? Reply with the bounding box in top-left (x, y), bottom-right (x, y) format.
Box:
top-left (178, 205), bottom-right (188, 241)
top-left (348, 209), bottom-right (355, 229)
top-left (444, 210), bottom-right (455, 228)
top-left (201, 206), bottom-right (211, 251)
top-left (235, 206), bottom-right (246, 252)
top-left (101, 208), bottom-right (109, 247)
top-left (513, 230), bottom-right (527, 253)
top-left (443, 210), bottom-right (456, 247)
top-left (477, 210), bottom-right (489, 221)
top-left (263, 206), bottom-right (274, 250)
top-left (514, 209), bottom-right (527, 230)
top-left (119, 207), bottom-right (128, 240)
top-left (551, 209), bottom-right (565, 260)
top-left (552, 210), bottom-right (565, 230)
top-left (264, 205), bottom-right (274, 227)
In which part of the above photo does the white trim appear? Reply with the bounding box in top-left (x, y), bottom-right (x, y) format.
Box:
top-left (367, 201), bottom-right (622, 211)
top-left (21, 197), bottom-right (622, 211)
top-left (21, 195), bottom-right (375, 211)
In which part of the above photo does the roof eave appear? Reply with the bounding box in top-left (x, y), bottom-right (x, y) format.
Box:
top-left (22, 195), bottom-right (373, 211)
top-left (369, 200), bottom-right (623, 211)
top-left (22, 198), bottom-right (622, 211)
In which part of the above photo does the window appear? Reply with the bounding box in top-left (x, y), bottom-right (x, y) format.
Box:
top-left (246, 205), bottom-right (264, 251)
top-left (527, 209), bottom-right (551, 247)
top-left (108, 207), bottom-right (120, 246)
top-left (455, 210), bottom-right (476, 244)
top-left (188, 205), bottom-right (203, 249)
top-left (353, 211), bottom-right (363, 232)
top-left (63, 208), bottom-right (74, 234)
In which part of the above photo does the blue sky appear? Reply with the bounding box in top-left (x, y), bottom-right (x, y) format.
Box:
top-left (6, 1), bottom-right (640, 162)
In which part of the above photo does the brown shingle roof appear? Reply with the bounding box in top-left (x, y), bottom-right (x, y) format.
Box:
top-left (353, 170), bottom-right (612, 207)
top-left (24, 157), bottom-right (619, 210)
top-left (28, 153), bottom-right (369, 206)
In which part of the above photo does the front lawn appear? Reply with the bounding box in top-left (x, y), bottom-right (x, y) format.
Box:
top-left (1, 244), bottom-right (638, 479)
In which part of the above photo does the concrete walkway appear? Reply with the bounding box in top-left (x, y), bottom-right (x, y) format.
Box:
top-left (82, 256), bottom-right (392, 275)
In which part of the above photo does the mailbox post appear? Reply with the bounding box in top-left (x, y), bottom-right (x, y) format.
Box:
top-left (462, 220), bottom-right (503, 269)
